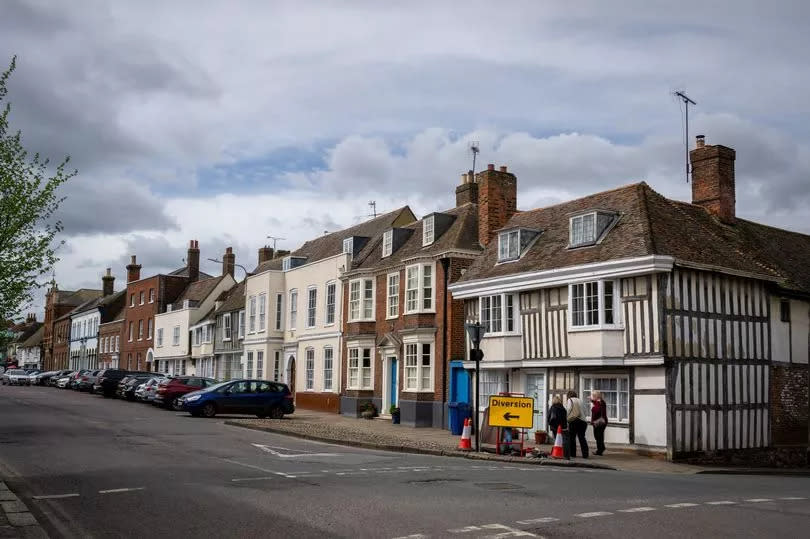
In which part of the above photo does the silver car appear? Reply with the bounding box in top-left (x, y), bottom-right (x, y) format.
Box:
top-left (137, 377), bottom-right (163, 402)
top-left (2, 369), bottom-right (31, 386)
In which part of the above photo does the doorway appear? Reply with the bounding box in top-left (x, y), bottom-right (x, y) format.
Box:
top-left (383, 356), bottom-right (398, 413)
top-left (286, 355), bottom-right (296, 396)
top-left (525, 373), bottom-right (547, 432)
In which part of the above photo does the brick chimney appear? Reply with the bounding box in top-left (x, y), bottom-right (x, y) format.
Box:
top-left (102, 267), bottom-right (115, 296)
top-left (187, 240), bottom-right (200, 281)
top-left (477, 164), bottom-right (517, 246)
top-left (455, 170), bottom-right (479, 206)
top-left (222, 247), bottom-right (235, 277)
top-left (258, 246), bottom-right (274, 265)
top-left (126, 255), bottom-right (141, 283)
top-left (26, 313), bottom-right (36, 323)
top-left (690, 135), bottom-right (736, 223)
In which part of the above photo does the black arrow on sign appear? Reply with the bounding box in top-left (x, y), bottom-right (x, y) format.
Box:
top-left (503, 412), bottom-right (519, 421)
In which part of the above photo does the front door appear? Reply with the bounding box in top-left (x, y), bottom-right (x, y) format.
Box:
top-left (389, 358), bottom-right (398, 408)
top-left (526, 373), bottom-right (547, 431)
top-left (286, 356), bottom-right (296, 396)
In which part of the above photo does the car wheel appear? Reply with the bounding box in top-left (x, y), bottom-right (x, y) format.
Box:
top-left (202, 403), bottom-right (216, 418)
top-left (269, 407), bottom-right (284, 420)
top-left (256, 411), bottom-right (268, 419)
top-left (172, 399), bottom-right (183, 411)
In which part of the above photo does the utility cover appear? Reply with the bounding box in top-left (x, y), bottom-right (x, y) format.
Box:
top-left (487, 395), bottom-right (534, 429)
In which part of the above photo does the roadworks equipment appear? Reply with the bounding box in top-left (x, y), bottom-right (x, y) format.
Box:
top-left (550, 425), bottom-right (565, 459)
top-left (458, 418), bottom-right (472, 451)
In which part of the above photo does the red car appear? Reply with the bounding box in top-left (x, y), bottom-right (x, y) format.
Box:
top-left (153, 376), bottom-right (217, 409)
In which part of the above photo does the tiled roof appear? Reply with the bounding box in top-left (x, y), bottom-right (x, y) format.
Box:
top-left (20, 326), bottom-right (43, 347)
top-left (350, 203), bottom-right (481, 272)
top-left (460, 182), bottom-right (810, 295)
top-left (251, 206), bottom-right (416, 274)
top-left (175, 275), bottom-right (226, 304)
top-left (54, 289), bottom-right (104, 322)
top-left (70, 289), bottom-right (126, 317)
top-left (13, 322), bottom-right (42, 343)
top-left (168, 266), bottom-right (213, 279)
top-left (215, 280), bottom-right (245, 313)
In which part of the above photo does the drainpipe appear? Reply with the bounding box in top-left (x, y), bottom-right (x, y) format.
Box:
top-left (440, 258), bottom-right (450, 429)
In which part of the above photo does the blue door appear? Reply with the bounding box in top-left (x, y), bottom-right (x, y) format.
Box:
top-left (390, 359), bottom-right (398, 407)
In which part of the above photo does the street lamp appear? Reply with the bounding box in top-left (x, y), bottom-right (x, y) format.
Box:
top-left (465, 322), bottom-right (484, 452)
top-left (206, 258), bottom-right (252, 277)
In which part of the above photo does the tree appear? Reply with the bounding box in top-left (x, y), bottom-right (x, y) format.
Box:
top-left (0, 57), bottom-right (76, 319)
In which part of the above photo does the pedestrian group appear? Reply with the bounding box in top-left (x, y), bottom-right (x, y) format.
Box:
top-left (547, 390), bottom-right (608, 459)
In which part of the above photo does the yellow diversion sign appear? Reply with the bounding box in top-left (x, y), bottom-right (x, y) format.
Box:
top-left (488, 395), bottom-right (534, 429)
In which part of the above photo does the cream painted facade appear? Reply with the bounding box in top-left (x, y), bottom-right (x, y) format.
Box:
top-left (771, 296), bottom-right (809, 365)
top-left (154, 276), bottom-right (235, 376)
top-left (242, 254), bottom-right (346, 400)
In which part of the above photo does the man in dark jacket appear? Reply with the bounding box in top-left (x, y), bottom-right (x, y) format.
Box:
top-left (547, 395), bottom-right (569, 459)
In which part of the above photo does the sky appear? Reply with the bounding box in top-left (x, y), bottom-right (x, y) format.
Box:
top-left (3, 0), bottom-right (809, 314)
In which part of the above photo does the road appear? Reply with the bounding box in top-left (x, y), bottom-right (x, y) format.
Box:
top-left (0, 384), bottom-right (809, 538)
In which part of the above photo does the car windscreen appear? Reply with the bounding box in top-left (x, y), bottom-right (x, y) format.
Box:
top-left (8, 370), bottom-right (25, 375)
top-left (205, 381), bottom-right (232, 393)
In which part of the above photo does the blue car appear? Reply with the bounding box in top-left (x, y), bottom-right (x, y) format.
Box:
top-left (181, 379), bottom-right (295, 419)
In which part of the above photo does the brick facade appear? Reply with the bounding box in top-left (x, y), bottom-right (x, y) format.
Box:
top-left (690, 136), bottom-right (736, 223)
top-left (98, 318), bottom-right (123, 369)
top-left (477, 164), bottom-right (517, 246)
top-left (770, 363), bottom-right (810, 446)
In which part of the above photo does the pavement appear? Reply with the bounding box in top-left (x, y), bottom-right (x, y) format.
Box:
top-left (0, 384), bottom-right (809, 538)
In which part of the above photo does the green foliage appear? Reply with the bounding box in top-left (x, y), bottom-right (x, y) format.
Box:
top-left (0, 56), bottom-right (76, 319)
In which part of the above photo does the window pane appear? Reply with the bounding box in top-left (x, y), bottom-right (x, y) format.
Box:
top-left (422, 264), bottom-right (432, 310)
top-left (405, 344), bottom-right (417, 389)
top-left (420, 343), bottom-right (431, 390)
top-left (491, 295), bottom-right (502, 332)
top-left (507, 231), bottom-right (519, 259)
top-left (505, 295), bottom-right (514, 332)
top-left (604, 281), bottom-right (614, 324)
top-left (572, 284), bottom-right (584, 326)
top-left (582, 213), bottom-right (595, 243)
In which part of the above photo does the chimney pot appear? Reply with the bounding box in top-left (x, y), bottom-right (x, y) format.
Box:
top-left (690, 140), bottom-right (736, 223)
top-left (187, 240), bottom-right (200, 282)
top-left (477, 164), bottom-right (518, 246)
top-left (487, 163), bottom-right (495, 171)
top-left (696, 135), bottom-right (705, 148)
top-left (102, 267), bottom-right (115, 296)
top-left (499, 166), bottom-right (508, 172)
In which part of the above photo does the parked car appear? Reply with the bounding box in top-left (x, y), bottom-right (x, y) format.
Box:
top-left (55, 372), bottom-right (75, 388)
top-left (26, 370), bottom-right (42, 384)
top-left (136, 377), bottom-right (163, 402)
top-left (76, 370), bottom-right (100, 392)
top-left (154, 376), bottom-right (217, 409)
top-left (36, 370), bottom-right (68, 386)
top-left (49, 370), bottom-right (75, 387)
top-left (94, 369), bottom-right (129, 397)
top-left (118, 374), bottom-right (153, 401)
top-left (181, 380), bottom-right (294, 419)
top-left (2, 369), bottom-right (31, 386)
top-left (66, 369), bottom-right (90, 389)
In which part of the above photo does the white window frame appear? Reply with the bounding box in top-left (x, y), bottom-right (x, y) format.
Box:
top-left (342, 237), bottom-right (353, 255)
top-left (273, 350), bottom-right (280, 381)
top-left (238, 310), bottom-right (245, 339)
top-left (569, 212), bottom-right (596, 247)
top-left (115, 336), bottom-right (119, 352)
top-left (422, 215), bottom-right (435, 246)
top-left (156, 328), bottom-right (163, 347)
top-left (305, 347), bottom-right (315, 390)
top-left (404, 263), bottom-right (434, 314)
top-left (256, 350), bottom-right (264, 379)
top-left (480, 293), bottom-right (517, 335)
top-left (282, 256), bottom-right (292, 271)
top-left (581, 374), bottom-right (630, 423)
top-left (347, 345), bottom-right (373, 390)
top-left (147, 318), bottom-right (153, 340)
top-left (289, 289), bottom-right (298, 330)
top-left (386, 272), bottom-right (399, 319)
top-left (149, 288), bottom-right (155, 303)
top-left (172, 326), bottom-right (180, 346)
top-left (248, 296), bottom-right (256, 333)
top-left (323, 346), bottom-right (333, 391)
top-left (498, 229), bottom-right (520, 262)
top-left (403, 339), bottom-right (434, 392)
top-left (382, 230), bottom-right (393, 258)
top-left (348, 278), bottom-right (375, 321)
top-left (223, 313), bottom-right (231, 341)
top-left (306, 287), bottom-right (317, 328)
top-left (258, 293), bottom-right (266, 331)
top-left (325, 282), bottom-right (336, 325)
top-left (246, 351), bottom-right (254, 378)
top-left (275, 293), bottom-right (283, 331)
top-left (139, 291), bottom-right (144, 305)
top-left (569, 280), bottom-right (620, 330)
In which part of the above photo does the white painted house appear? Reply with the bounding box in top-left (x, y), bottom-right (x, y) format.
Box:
top-left (68, 270), bottom-right (125, 371)
top-left (450, 138), bottom-right (810, 461)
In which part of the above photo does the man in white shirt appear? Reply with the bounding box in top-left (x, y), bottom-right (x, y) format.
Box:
top-left (565, 390), bottom-right (589, 458)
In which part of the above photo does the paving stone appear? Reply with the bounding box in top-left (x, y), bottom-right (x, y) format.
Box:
top-left (0, 501), bottom-right (28, 514)
top-left (0, 493), bottom-right (17, 503)
top-left (6, 513), bottom-right (36, 527)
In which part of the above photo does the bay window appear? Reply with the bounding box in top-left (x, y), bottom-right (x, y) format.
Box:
top-left (275, 293), bottom-right (283, 330)
top-left (258, 293), bottom-right (266, 330)
top-left (248, 296), bottom-right (256, 332)
top-left (404, 263), bottom-right (434, 313)
top-left (570, 280), bottom-right (619, 328)
top-left (480, 293), bottom-right (516, 334)
top-left (404, 342), bottom-right (433, 391)
top-left (223, 313), bottom-right (231, 340)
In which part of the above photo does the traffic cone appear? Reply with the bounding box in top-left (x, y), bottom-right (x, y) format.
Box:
top-left (458, 418), bottom-right (472, 451)
top-left (550, 425), bottom-right (565, 459)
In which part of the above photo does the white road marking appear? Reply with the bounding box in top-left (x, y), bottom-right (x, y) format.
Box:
top-left (252, 443), bottom-right (339, 458)
top-left (618, 507), bottom-right (656, 512)
top-left (480, 523), bottom-right (537, 537)
top-left (32, 493), bottom-right (80, 500)
top-left (392, 535), bottom-right (428, 539)
top-left (705, 501), bottom-right (736, 505)
top-left (231, 476), bottom-right (277, 483)
top-left (98, 487), bottom-right (145, 494)
top-left (448, 526), bottom-right (481, 533)
top-left (222, 458), bottom-right (294, 478)
top-left (516, 517), bottom-right (559, 524)
top-left (665, 503), bottom-right (699, 508)
top-left (779, 496), bottom-right (806, 500)
top-left (745, 498), bottom-right (773, 503)
top-left (576, 511), bottom-right (613, 518)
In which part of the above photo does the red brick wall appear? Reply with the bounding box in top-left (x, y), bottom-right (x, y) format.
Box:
top-left (52, 317), bottom-right (72, 370)
top-left (121, 276), bottom-right (159, 371)
top-left (98, 320), bottom-right (124, 368)
top-left (477, 165), bottom-right (517, 246)
top-left (770, 363), bottom-right (809, 446)
top-left (690, 143), bottom-right (736, 223)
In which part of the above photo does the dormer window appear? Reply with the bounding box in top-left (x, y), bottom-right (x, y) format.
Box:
top-left (382, 230), bottom-right (393, 257)
top-left (282, 256), bottom-right (307, 271)
top-left (569, 211), bottom-right (616, 248)
top-left (422, 215), bottom-right (435, 246)
top-left (497, 228), bottom-right (540, 263)
top-left (282, 256), bottom-right (292, 271)
top-left (343, 237), bottom-right (353, 255)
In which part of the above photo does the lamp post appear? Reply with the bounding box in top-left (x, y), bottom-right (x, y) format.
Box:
top-left (465, 322), bottom-right (484, 452)
top-left (206, 258), bottom-right (252, 277)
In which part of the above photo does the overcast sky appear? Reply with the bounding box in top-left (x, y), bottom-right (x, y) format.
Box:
top-left (3, 0), bottom-right (809, 313)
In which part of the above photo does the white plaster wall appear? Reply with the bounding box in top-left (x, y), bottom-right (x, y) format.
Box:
top-left (585, 425), bottom-right (630, 444)
top-left (480, 334), bottom-right (522, 362)
top-left (284, 253), bottom-right (347, 340)
top-left (568, 329), bottom-right (624, 358)
top-left (635, 366), bottom-right (666, 389)
top-left (244, 269), bottom-right (284, 341)
top-left (791, 299), bottom-right (809, 364)
top-left (296, 336), bottom-right (339, 393)
top-left (70, 310), bottom-right (99, 355)
top-left (633, 394), bottom-right (667, 447)
top-left (154, 309), bottom-right (190, 359)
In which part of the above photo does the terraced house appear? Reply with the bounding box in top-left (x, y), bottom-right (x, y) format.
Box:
top-left (68, 270), bottom-right (125, 371)
top-left (339, 168), bottom-right (500, 427)
top-left (243, 208), bottom-right (416, 413)
top-left (41, 284), bottom-right (102, 370)
top-left (449, 137), bottom-right (810, 462)
top-left (212, 280), bottom-right (246, 381)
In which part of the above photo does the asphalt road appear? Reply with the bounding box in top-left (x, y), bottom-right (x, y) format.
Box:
top-left (1, 385), bottom-right (809, 539)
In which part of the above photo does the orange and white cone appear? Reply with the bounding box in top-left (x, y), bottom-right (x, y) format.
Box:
top-left (458, 418), bottom-right (473, 451)
top-left (550, 425), bottom-right (565, 459)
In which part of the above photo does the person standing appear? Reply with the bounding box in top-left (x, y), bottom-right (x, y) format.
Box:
top-left (590, 390), bottom-right (608, 456)
top-left (547, 395), bottom-right (569, 459)
top-left (565, 390), bottom-right (589, 458)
